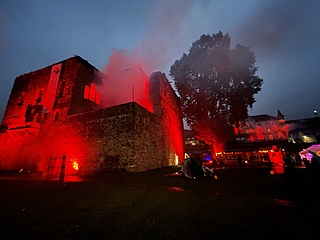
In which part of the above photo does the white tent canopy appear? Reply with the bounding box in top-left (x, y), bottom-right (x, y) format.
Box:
top-left (299, 144), bottom-right (320, 162)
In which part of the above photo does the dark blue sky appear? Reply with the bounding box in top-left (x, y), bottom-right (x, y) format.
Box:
top-left (1, 0), bottom-right (319, 121)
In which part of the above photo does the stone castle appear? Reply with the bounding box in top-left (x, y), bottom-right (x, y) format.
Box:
top-left (0, 55), bottom-right (184, 175)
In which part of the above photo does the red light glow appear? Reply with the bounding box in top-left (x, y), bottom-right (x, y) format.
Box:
top-left (71, 158), bottom-right (79, 171)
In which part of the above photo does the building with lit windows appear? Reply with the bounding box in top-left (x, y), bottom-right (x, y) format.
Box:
top-left (185, 110), bottom-right (319, 165)
top-left (234, 110), bottom-right (288, 142)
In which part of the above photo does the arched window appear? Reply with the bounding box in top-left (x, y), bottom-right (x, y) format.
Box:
top-left (84, 86), bottom-right (89, 99)
top-left (84, 84), bottom-right (100, 104)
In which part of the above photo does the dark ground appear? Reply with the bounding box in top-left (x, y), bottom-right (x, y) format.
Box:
top-left (1, 164), bottom-right (320, 240)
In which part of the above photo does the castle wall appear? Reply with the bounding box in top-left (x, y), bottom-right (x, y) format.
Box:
top-left (149, 72), bottom-right (185, 164)
top-left (1, 66), bottom-right (51, 128)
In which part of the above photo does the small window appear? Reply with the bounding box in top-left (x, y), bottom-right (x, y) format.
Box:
top-left (36, 90), bottom-right (43, 104)
top-left (54, 111), bottom-right (60, 121)
top-left (57, 81), bottom-right (66, 98)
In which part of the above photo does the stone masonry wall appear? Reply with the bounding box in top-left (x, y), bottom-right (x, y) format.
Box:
top-left (132, 103), bottom-right (164, 172)
top-left (1, 66), bottom-right (51, 128)
top-left (39, 102), bottom-right (163, 174)
top-left (149, 72), bottom-right (185, 164)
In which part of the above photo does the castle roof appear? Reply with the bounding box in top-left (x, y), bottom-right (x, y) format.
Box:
top-left (20, 55), bottom-right (101, 76)
top-left (287, 117), bottom-right (320, 134)
top-left (248, 114), bottom-right (278, 122)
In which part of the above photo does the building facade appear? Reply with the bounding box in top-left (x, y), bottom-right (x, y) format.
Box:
top-left (0, 55), bottom-right (184, 175)
top-left (234, 110), bottom-right (288, 142)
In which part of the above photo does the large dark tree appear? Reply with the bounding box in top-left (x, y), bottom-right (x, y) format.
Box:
top-left (169, 31), bottom-right (263, 155)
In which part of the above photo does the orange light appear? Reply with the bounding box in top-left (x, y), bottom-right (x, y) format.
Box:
top-left (71, 159), bottom-right (79, 171)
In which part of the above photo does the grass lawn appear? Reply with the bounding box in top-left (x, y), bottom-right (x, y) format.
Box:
top-left (1, 166), bottom-right (320, 239)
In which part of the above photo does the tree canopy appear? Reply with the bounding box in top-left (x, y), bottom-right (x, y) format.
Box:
top-left (169, 31), bottom-right (263, 154)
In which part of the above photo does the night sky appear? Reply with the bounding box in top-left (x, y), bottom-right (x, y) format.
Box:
top-left (1, 0), bottom-right (319, 122)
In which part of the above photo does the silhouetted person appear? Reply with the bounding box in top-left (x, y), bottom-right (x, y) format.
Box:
top-left (249, 155), bottom-right (254, 164)
top-left (265, 154), bottom-right (271, 171)
top-left (284, 151), bottom-right (291, 167)
top-left (237, 155), bottom-right (243, 167)
top-left (310, 155), bottom-right (320, 186)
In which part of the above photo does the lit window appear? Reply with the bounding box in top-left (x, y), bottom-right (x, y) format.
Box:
top-left (89, 84), bottom-right (96, 102)
top-left (84, 84), bottom-right (100, 104)
top-left (84, 86), bottom-right (89, 99)
top-left (95, 92), bottom-right (100, 104)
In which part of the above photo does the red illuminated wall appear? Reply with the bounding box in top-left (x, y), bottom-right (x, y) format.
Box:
top-left (149, 72), bottom-right (185, 164)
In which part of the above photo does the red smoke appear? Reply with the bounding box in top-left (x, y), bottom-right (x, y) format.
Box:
top-left (98, 49), bottom-right (152, 112)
